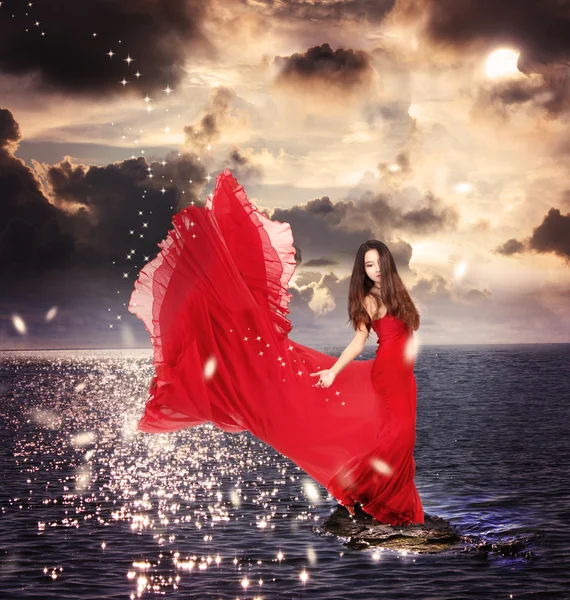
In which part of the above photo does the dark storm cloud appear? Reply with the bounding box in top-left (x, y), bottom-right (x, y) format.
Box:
top-left (495, 238), bottom-right (526, 256)
top-left (184, 87), bottom-right (238, 152)
top-left (0, 108), bottom-right (19, 148)
top-left (0, 109), bottom-right (207, 288)
top-left (495, 208), bottom-right (570, 262)
top-left (241, 0), bottom-right (395, 22)
top-left (223, 149), bottom-right (263, 185)
top-left (477, 65), bottom-right (570, 117)
top-left (398, 0), bottom-right (570, 114)
top-left (398, 0), bottom-right (570, 64)
top-left (46, 152), bottom-right (207, 260)
top-left (0, 108), bottom-right (75, 280)
top-left (303, 258), bottom-right (339, 268)
top-left (273, 44), bottom-right (374, 92)
top-left (1, 109), bottom-right (209, 346)
top-left (0, 0), bottom-right (212, 96)
top-left (398, 192), bottom-right (459, 233)
top-left (528, 208), bottom-right (570, 261)
top-left (270, 189), bottom-right (456, 264)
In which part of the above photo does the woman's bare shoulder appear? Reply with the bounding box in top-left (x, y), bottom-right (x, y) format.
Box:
top-left (364, 292), bottom-right (387, 319)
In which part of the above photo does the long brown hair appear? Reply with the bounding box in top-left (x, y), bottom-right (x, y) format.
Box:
top-left (348, 240), bottom-right (420, 334)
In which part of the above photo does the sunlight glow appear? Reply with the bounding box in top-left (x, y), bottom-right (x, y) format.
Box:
top-left (454, 261), bottom-right (468, 279)
top-left (486, 49), bottom-right (520, 78)
top-left (454, 182), bottom-right (473, 194)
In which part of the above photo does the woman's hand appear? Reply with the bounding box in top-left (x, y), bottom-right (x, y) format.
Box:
top-left (309, 369), bottom-right (336, 389)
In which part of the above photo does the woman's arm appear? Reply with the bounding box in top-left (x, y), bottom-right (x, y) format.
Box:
top-left (330, 296), bottom-right (375, 376)
top-left (310, 296), bottom-right (374, 387)
top-left (329, 338), bottom-right (368, 376)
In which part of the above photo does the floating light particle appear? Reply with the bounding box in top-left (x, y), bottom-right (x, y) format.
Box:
top-left (370, 457), bottom-right (393, 476)
top-left (11, 314), bottom-right (27, 334)
top-left (203, 356), bottom-right (217, 381)
top-left (45, 306), bottom-right (58, 321)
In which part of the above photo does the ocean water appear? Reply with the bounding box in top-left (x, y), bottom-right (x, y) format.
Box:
top-left (1, 344), bottom-right (569, 600)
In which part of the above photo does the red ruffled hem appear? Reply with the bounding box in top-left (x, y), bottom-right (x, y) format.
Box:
top-left (128, 168), bottom-right (297, 380)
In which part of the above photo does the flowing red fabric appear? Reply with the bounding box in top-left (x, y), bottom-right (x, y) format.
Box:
top-left (128, 169), bottom-right (424, 526)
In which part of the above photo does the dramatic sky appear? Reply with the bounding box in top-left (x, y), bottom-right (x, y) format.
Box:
top-left (1, 0), bottom-right (570, 349)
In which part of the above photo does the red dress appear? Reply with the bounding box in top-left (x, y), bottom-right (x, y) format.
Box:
top-left (128, 169), bottom-right (424, 526)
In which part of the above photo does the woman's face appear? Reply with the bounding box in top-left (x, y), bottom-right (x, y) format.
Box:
top-left (364, 249), bottom-right (381, 285)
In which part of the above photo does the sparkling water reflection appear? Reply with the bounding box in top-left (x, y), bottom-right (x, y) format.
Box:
top-left (1, 346), bottom-right (569, 599)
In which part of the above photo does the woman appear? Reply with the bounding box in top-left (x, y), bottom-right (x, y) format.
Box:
top-left (310, 240), bottom-right (423, 523)
top-left (128, 169), bottom-right (424, 526)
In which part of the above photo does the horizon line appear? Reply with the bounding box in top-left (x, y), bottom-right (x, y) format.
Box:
top-left (1, 341), bottom-right (570, 351)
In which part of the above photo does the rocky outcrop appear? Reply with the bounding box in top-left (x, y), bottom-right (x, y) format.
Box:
top-left (320, 505), bottom-right (539, 558)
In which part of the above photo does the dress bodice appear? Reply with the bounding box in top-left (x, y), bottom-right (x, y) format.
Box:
top-left (371, 314), bottom-right (410, 344)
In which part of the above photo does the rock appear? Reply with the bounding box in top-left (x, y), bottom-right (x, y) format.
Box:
top-left (318, 505), bottom-right (539, 558)
top-left (320, 505), bottom-right (460, 554)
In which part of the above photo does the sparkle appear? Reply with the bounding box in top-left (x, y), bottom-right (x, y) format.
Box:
top-left (135, 71), bottom-right (142, 79)
top-left (163, 85), bottom-right (173, 95)
top-left (288, 345), bottom-right (294, 351)
top-left (160, 187), bottom-right (166, 194)
top-left (259, 352), bottom-right (264, 356)
top-left (142, 222), bottom-right (148, 228)
top-left (124, 55), bottom-right (134, 65)
top-left (243, 337), bottom-right (249, 341)
top-left (122, 273), bottom-right (129, 279)
top-left (120, 78), bottom-right (128, 87)
top-left (129, 230), bottom-right (134, 235)
top-left (144, 95), bottom-right (151, 103)
top-left (297, 371), bottom-right (303, 376)
top-left (107, 49), bottom-right (115, 58)
top-left (256, 336), bottom-right (262, 341)
top-left (164, 126), bottom-right (170, 134)
top-left (138, 210), bottom-right (144, 215)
